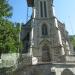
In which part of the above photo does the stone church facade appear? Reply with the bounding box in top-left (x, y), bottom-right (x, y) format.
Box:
top-left (15, 0), bottom-right (75, 75)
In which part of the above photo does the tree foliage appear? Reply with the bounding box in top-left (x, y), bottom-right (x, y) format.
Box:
top-left (0, 0), bottom-right (12, 18)
top-left (0, 0), bottom-right (22, 54)
top-left (0, 20), bottom-right (22, 53)
top-left (70, 35), bottom-right (75, 50)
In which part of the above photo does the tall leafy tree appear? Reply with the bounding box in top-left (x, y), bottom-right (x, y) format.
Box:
top-left (0, 0), bottom-right (12, 18)
top-left (0, 0), bottom-right (22, 55)
top-left (0, 20), bottom-right (22, 53)
top-left (70, 35), bottom-right (75, 51)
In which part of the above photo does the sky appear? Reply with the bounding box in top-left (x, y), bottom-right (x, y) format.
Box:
top-left (8, 0), bottom-right (75, 35)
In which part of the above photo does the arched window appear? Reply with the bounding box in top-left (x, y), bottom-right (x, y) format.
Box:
top-left (42, 24), bottom-right (48, 35)
top-left (42, 45), bottom-right (51, 62)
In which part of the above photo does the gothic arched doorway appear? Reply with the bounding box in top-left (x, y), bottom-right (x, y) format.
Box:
top-left (61, 69), bottom-right (74, 75)
top-left (42, 45), bottom-right (51, 62)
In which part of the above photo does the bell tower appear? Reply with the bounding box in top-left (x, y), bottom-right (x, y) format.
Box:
top-left (26, 0), bottom-right (71, 63)
top-left (32, 0), bottom-right (53, 18)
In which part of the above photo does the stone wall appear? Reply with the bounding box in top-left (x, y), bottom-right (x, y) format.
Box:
top-left (0, 53), bottom-right (19, 68)
top-left (14, 63), bottom-right (75, 75)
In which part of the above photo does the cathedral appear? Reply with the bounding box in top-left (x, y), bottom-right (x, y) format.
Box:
top-left (15, 0), bottom-right (75, 75)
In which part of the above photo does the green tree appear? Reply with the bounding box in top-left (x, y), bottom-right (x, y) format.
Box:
top-left (0, 0), bottom-right (12, 18)
top-left (70, 35), bottom-right (75, 50)
top-left (0, 0), bottom-right (22, 55)
top-left (0, 20), bottom-right (22, 53)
